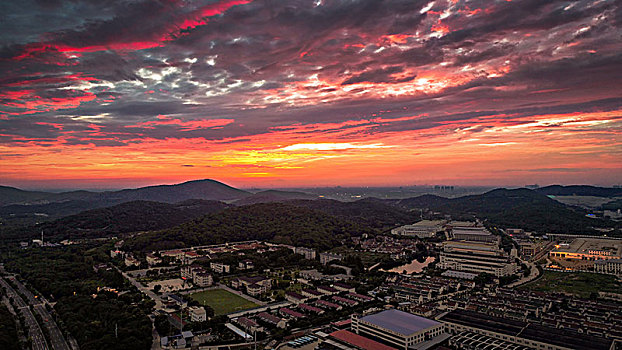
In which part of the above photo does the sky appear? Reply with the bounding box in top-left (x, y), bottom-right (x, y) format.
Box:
top-left (0, 0), bottom-right (621, 190)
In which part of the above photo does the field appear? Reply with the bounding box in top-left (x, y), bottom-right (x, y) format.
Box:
top-left (519, 271), bottom-right (622, 298)
top-left (188, 289), bottom-right (259, 315)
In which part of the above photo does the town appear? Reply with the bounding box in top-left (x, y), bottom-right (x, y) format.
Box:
top-left (33, 219), bottom-right (616, 350)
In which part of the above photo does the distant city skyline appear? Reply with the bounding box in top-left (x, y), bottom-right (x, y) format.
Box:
top-left (3, 177), bottom-right (620, 192)
top-left (1, 0), bottom-right (621, 188)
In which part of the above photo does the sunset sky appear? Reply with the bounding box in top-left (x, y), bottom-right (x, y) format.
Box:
top-left (1, 0), bottom-right (621, 189)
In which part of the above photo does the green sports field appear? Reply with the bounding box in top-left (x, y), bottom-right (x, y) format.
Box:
top-left (188, 289), bottom-right (259, 315)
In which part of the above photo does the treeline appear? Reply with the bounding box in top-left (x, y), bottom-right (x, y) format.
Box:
top-left (126, 202), bottom-right (375, 252)
top-left (3, 246), bottom-right (152, 350)
top-left (288, 198), bottom-right (415, 231)
top-left (396, 188), bottom-right (619, 235)
top-left (0, 305), bottom-right (19, 350)
top-left (1, 199), bottom-right (230, 243)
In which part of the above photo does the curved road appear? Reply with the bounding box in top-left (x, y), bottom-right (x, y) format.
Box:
top-left (11, 278), bottom-right (70, 350)
top-left (0, 277), bottom-right (49, 350)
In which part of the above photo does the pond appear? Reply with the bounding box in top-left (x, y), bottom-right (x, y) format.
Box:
top-left (382, 256), bottom-right (436, 274)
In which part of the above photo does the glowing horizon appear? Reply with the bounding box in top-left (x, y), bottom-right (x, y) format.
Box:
top-left (1, 0), bottom-right (621, 189)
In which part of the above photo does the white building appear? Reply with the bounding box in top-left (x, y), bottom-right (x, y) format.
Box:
top-left (146, 253), bottom-right (162, 266)
top-left (391, 220), bottom-right (445, 238)
top-left (451, 227), bottom-right (500, 243)
top-left (189, 306), bottom-right (207, 322)
top-left (210, 262), bottom-right (231, 273)
top-left (194, 272), bottom-right (213, 287)
top-left (124, 255), bottom-right (140, 267)
top-left (439, 240), bottom-right (517, 277)
top-left (294, 247), bottom-right (317, 260)
top-left (320, 252), bottom-right (343, 265)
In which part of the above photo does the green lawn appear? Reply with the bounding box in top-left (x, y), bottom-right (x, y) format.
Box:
top-left (188, 289), bottom-right (259, 315)
top-left (519, 271), bottom-right (622, 298)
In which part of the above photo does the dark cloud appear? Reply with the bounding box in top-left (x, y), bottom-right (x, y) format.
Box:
top-left (0, 0), bottom-right (620, 150)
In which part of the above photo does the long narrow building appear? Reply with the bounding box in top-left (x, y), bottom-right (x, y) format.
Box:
top-left (439, 240), bottom-right (517, 277)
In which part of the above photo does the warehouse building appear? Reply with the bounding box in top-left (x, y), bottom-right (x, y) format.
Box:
top-left (439, 309), bottom-right (616, 350)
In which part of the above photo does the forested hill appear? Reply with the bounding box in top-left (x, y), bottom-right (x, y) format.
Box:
top-left (125, 202), bottom-right (375, 252)
top-left (287, 198), bottom-right (415, 230)
top-left (0, 179), bottom-right (249, 207)
top-left (395, 188), bottom-right (618, 235)
top-left (234, 190), bottom-right (317, 206)
top-left (0, 179), bottom-right (249, 226)
top-left (3, 200), bottom-right (230, 242)
top-left (536, 185), bottom-right (622, 197)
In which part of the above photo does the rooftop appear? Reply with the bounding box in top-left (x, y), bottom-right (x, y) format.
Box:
top-left (330, 330), bottom-right (396, 350)
top-left (358, 309), bottom-right (440, 336)
top-left (439, 310), bottom-right (614, 350)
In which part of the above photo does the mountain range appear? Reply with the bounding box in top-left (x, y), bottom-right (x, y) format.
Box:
top-left (0, 181), bottom-right (619, 244)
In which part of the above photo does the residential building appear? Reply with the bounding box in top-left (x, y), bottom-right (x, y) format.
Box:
top-left (285, 291), bottom-right (306, 304)
top-left (301, 288), bottom-right (323, 298)
top-left (333, 282), bottom-right (355, 292)
top-left (161, 250), bottom-right (185, 261)
top-left (194, 272), bottom-right (213, 287)
top-left (182, 251), bottom-right (200, 265)
top-left (238, 259), bottom-right (254, 270)
top-left (257, 312), bottom-right (287, 329)
top-left (294, 247), bottom-right (317, 260)
top-left (146, 253), bottom-right (162, 266)
top-left (299, 269), bottom-right (323, 280)
top-left (298, 303), bottom-right (324, 315)
top-left (210, 262), bottom-right (231, 273)
top-left (348, 292), bottom-right (373, 303)
top-left (124, 255), bottom-right (140, 267)
top-left (189, 306), bottom-right (207, 322)
top-left (439, 240), bottom-right (518, 277)
top-left (316, 299), bottom-right (342, 311)
top-left (320, 252), bottom-right (343, 265)
top-left (332, 296), bottom-right (358, 307)
top-left (279, 307), bottom-right (305, 319)
top-left (231, 276), bottom-right (271, 296)
top-left (351, 309), bottom-right (445, 350)
top-left (236, 317), bottom-right (262, 332)
top-left (317, 285), bottom-right (339, 295)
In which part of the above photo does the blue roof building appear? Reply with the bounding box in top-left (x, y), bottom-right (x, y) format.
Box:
top-left (351, 309), bottom-right (444, 350)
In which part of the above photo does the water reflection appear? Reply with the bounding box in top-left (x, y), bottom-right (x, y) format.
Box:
top-left (383, 256), bottom-right (436, 274)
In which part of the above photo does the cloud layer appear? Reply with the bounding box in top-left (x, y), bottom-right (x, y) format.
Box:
top-left (1, 0), bottom-right (621, 188)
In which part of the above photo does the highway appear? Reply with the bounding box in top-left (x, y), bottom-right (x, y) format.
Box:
top-left (0, 277), bottom-right (49, 350)
top-left (10, 278), bottom-right (71, 350)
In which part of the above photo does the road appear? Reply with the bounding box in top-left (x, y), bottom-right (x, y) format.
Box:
top-left (0, 277), bottom-right (49, 350)
top-left (11, 278), bottom-right (71, 350)
top-left (506, 260), bottom-right (541, 288)
top-left (116, 266), bottom-right (163, 309)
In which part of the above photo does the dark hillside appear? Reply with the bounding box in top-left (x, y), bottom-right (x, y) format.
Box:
top-left (126, 202), bottom-right (374, 252)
